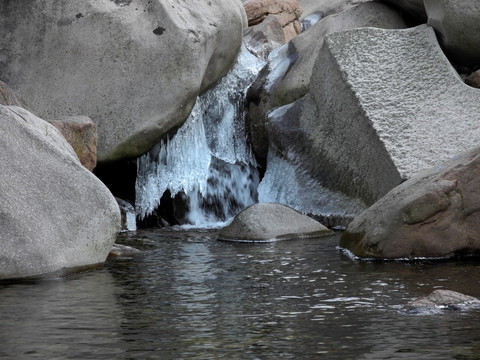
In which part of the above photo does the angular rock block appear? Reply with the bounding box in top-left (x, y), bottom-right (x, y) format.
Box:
top-left (246, 1), bottom-right (406, 165)
top-left (298, 25), bottom-right (480, 206)
top-left (340, 147), bottom-right (480, 259)
top-left (425, 0), bottom-right (480, 66)
top-left (0, 105), bottom-right (120, 280)
top-left (48, 116), bottom-right (97, 171)
top-left (0, 0), bottom-right (246, 162)
top-left (218, 202), bottom-right (332, 242)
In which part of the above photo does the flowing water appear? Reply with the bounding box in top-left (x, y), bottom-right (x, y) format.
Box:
top-left (6, 36), bottom-right (478, 360)
top-left (1, 229), bottom-right (480, 359)
top-left (135, 45), bottom-right (263, 227)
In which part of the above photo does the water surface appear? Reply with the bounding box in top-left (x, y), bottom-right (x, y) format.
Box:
top-left (1, 229), bottom-right (480, 359)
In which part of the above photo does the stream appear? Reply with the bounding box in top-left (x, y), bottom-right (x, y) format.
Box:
top-left (1, 229), bottom-right (480, 359)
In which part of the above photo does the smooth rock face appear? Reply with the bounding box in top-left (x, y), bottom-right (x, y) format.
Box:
top-left (404, 290), bottom-right (480, 314)
top-left (375, 0), bottom-right (427, 23)
top-left (48, 116), bottom-right (97, 171)
top-left (299, 0), bottom-right (369, 19)
top-left (424, 0), bottom-right (480, 66)
top-left (0, 105), bottom-right (121, 280)
top-left (246, 2), bottom-right (407, 164)
top-left (109, 243), bottom-right (141, 257)
top-left (288, 25), bottom-right (480, 206)
top-left (0, 0), bottom-right (246, 163)
top-left (218, 202), bottom-right (332, 242)
top-left (340, 147), bottom-right (480, 259)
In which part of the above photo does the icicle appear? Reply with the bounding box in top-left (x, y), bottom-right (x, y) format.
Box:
top-left (258, 151), bottom-right (367, 219)
top-left (135, 45), bottom-right (265, 226)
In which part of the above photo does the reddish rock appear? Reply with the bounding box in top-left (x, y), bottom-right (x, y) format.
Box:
top-left (466, 70), bottom-right (480, 89)
top-left (48, 116), bottom-right (97, 171)
top-left (0, 80), bottom-right (21, 106)
top-left (244, 0), bottom-right (302, 26)
top-left (341, 147), bottom-right (480, 259)
top-left (243, 0), bottom-right (303, 58)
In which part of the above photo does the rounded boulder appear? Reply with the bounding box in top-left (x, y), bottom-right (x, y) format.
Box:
top-left (0, 0), bottom-right (247, 163)
top-left (218, 202), bottom-right (332, 242)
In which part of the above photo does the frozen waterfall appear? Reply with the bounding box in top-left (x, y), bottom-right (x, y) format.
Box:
top-left (257, 150), bottom-right (367, 228)
top-left (135, 45), bottom-right (265, 227)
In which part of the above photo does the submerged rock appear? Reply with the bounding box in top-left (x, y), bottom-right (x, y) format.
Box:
top-left (424, 0), bottom-right (480, 66)
top-left (403, 290), bottom-right (480, 314)
top-left (218, 202), bottom-right (333, 242)
top-left (109, 243), bottom-right (141, 257)
top-left (0, 0), bottom-right (246, 163)
top-left (0, 105), bottom-right (120, 280)
top-left (48, 116), bottom-right (97, 171)
top-left (340, 147), bottom-right (480, 259)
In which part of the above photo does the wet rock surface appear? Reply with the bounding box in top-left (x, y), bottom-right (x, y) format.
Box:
top-left (109, 243), bottom-right (141, 257)
top-left (340, 147), bottom-right (480, 259)
top-left (218, 202), bottom-right (333, 242)
top-left (403, 290), bottom-right (480, 314)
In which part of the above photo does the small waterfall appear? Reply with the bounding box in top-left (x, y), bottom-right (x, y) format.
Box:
top-left (136, 45), bottom-right (265, 227)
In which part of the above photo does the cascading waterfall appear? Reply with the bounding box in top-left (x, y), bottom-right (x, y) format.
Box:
top-left (135, 45), bottom-right (265, 227)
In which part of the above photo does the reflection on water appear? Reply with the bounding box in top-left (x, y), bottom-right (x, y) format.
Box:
top-left (1, 229), bottom-right (480, 359)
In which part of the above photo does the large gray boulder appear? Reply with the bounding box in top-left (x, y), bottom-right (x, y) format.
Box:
top-left (268, 25), bottom-right (480, 210)
top-left (0, 0), bottom-right (246, 163)
top-left (424, 0), bottom-right (480, 66)
top-left (218, 202), bottom-right (332, 242)
top-left (340, 147), bottom-right (480, 259)
top-left (247, 2), bottom-right (407, 164)
top-left (0, 105), bottom-right (120, 280)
